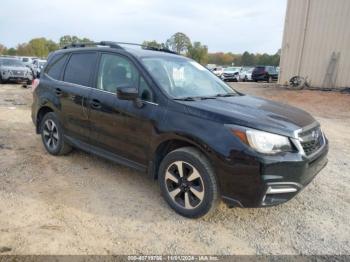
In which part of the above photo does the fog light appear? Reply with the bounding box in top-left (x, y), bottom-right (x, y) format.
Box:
top-left (266, 186), bottom-right (298, 194)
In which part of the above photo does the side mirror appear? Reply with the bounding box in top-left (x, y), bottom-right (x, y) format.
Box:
top-left (116, 85), bottom-right (138, 100)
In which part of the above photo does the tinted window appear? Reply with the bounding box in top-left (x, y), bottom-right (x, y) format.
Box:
top-left (139, 76), bottom-right (153, 102)
top-left (46, 54), bottom-right (68, 80)
top-left (64, 52), bottom-right (97, 87)
top-left (22, 58), bottom-right (29, 62)
top-left (97, 53), bottom-right (139, 93)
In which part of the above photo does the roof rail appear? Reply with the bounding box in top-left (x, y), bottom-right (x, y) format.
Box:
top-left (62, 41), bottom-right (124, 50)
top-left (62, 41), bottom-right (178, 55)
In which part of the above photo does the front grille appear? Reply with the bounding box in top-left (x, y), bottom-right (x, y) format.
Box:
top-left (299, 126), bottom-right (324, 156)
top-left (223, 73), bottom-right (234, 77)
top-left (11, 70), bottom-right (25, 76)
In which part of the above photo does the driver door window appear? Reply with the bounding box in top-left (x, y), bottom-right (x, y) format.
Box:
top-left (97, 53), bottom-right (138, 93)
top-left (97, 53), bottom-right (154, 102)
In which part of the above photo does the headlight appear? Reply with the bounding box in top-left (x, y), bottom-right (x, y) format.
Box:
top-left (231, 128), bottom-right (292, 154)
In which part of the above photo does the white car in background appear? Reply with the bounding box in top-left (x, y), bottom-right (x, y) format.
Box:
top-left (239, 67), bottom-right (254, 82)
top-left (212, 67), bottom-right (224, 77)
top-left (21, 57), bottom-right (37, 68)
top-left (32, 59), bottom-right (47, 77)
top-left (220, 67), bottom-right (241, 82)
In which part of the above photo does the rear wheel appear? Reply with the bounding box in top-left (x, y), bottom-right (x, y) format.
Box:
top-left (40, 112), bottom-right (72, 155)
top-left (159, 147), bottom-right (219, 218)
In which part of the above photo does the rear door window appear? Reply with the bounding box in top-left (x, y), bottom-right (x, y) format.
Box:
top-left (63, 52), bottom-right (98, 87)
top-left (46, 54), bottom-right (69, 80)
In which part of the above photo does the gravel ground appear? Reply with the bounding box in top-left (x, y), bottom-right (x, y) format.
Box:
top-left (0, 83), bottom-right (349, 255)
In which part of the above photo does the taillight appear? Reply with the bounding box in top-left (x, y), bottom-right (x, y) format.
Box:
top-left (31, 79), bottom-right (40, 92)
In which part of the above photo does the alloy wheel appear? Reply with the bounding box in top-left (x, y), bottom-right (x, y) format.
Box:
top-left (164, 161), bottom-right (205, 209)
top-left (42, 119), bottom-right (59, 150)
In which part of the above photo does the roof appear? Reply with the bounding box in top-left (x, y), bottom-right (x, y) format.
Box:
top-left (55, 41), bottom-right (183, 60)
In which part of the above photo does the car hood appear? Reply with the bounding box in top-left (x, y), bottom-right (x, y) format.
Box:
top-left (180, 95), bottom-right (316, 137)
top-left (223, 70), bottom-right (239, 74)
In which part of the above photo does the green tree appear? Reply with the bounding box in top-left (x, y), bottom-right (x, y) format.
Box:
top-left (207, 52), bottom-right (235, 65)
top-left (59, 35), bottom-right (92, 47)
top-left (0, 43), bottom-right (7, 55)
top-left (27, 38), bottom-right (59, 57)
top-left (240, 51), bottom-right (256, 66)
top-left (187, 42), bottom-right (208, 64)
top-left (166, 32), bottom-right (191, 54)
top-left (16, 43), bottom-right (34, 56)
top-left (6, 48), bottom-right (16, 56)
top-left (142, 40), bottom-right (166, 49)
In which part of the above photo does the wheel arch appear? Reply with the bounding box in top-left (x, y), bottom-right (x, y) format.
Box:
top-left (35, 106), bottom-right (54, 133)
top-left (149, 136), bottom-right (213, 180)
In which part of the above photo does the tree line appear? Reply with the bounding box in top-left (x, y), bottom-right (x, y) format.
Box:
top-left (0, 33), bottom-right (280, 66)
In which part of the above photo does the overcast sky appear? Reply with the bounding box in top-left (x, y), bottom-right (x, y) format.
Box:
top-left (0, 0), bottom-right (287, 54)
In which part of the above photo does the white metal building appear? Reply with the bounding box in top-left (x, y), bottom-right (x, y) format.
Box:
top-left (279, 0), bottom-right (350, 88)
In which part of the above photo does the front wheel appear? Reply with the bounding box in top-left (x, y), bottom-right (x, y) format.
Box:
top-left (159, 147), bottom-right (219, 218)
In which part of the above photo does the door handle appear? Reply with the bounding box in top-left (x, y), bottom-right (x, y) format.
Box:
top-left (55, 88), bottom-right (62, 96)
top-left (91, 99), bottom-right (101, 109)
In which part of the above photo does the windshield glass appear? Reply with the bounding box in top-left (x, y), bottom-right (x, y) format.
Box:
top-left (141, 57), bottom-right (237, 99)
top-left (0, 59), bottom-right (25, 67)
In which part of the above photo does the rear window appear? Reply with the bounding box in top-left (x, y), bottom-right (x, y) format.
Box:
top-left (22, 58), bottom-right (29, 62)
top-left (63, 52), bottom-right (97, 87)
top-left (46, 54), bottom-right (68, 80)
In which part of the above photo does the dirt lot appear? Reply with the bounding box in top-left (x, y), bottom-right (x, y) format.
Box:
top-left (0, 82), bottom-right (349, 255)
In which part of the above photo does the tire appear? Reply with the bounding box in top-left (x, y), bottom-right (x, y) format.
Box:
top-left (158, 147), bottom-right (219, 218)
top-left (40, 112), bottom-right (72, 155)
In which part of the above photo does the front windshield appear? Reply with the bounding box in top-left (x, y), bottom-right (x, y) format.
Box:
top-left (141, 57), bottom-right (237, 99)
top-left (0, 59), bottom-right (25, 67)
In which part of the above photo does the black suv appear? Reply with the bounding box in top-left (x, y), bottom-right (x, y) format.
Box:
top-left (252, 66), bottom-right (278, 82)
top-left (32, 42), bottom-right (328, 218)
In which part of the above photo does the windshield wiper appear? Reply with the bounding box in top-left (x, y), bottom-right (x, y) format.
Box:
top-left (214, 93), bottom-right (237, 97)
top-left (173, 97), bottom-right (196, 101)
top-left (174, 96), bottom-right (217, 101)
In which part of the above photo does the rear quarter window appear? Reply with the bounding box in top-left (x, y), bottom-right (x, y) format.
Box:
top-left (63, 52), bottom-right (97, 87)
top-left (46, 54), bottom-right (69, 80)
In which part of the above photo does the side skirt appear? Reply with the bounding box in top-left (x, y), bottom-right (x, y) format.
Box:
top-left (64, 135), bottom-right (147, 172)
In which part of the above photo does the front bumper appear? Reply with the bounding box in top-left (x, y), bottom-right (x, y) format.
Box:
top-left (221, 75), bottom-right (239, 81)
top-left (252, 74), bottom-right (267, 81)
top-left (220, 138), bottom-right (329, 208)
top-left (1, 71), bottom-right (33, 82)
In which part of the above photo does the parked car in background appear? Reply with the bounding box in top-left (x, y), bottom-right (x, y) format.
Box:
top-left (21, 57), bottom-right (37, 68)
top-left (32, 59), bottom-right (47, 77)
top-left (212, 67), bottom-right (224, 77)
top-left (252, 66), bottom-right (278, 83)
top-left (221, 67), bottom-right (241, 82)
top-left (206, 64), bottom-right (217, 71)
top-left (239, 67), bottom-right (254, 82)
top-left (0, 57), bottom-right (33, 84)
